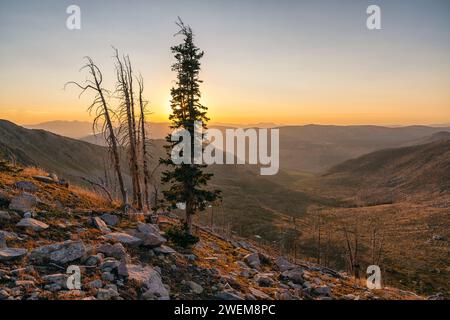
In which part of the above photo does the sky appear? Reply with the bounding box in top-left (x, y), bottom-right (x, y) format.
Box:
top-left (0, 0), bottom-right (449, 126)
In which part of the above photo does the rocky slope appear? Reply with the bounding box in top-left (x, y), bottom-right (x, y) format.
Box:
top-left (0, 161), bottom-right (427, 300)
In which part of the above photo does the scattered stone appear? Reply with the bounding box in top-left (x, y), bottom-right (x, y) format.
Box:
top-left (102, 271), bottom-right (115, 282)
top-left (86, 279), bottom-right (103, 289)
top-left (17, 218), bottom-right (49, 231)
top-left (97, 288), bottom-right (120, 300)
top-left (153, 245), bottom-right (176, 255)
top-left (281, 268), bottom-right (305, 284)
top-left (314, 285), bottom-right (332, 297)
top-left (0, 248), bottom-right (27, 261)
top-left (254, 273), bottom-right (274, 287)
top-left (249, 287), bottom-right (271, 300)
top-left (23, 211), bottom-right (34, 218)
top-left (0, 211), bottom-right (11, 221)
top-left (105, 232), bottom-right (142, 246)
top-left (136, 222), bottom-right (167, 247)
top-left (243, 253), bottom-right (261, 269)
top-left (42, 274), bottom-right (68, 289)
top-left (215, 291), bottom-right (244, 300)
top-left (100, 213), bottom-right (119, 227)
top-left (14, 181), bottom-right (38, 192)
top-left (85, 254), bottom-right (103, 266)
top-left (9, 193), bottom-right (38, 213)
top-left (92, 217), bottom-right (111, 234)
top-left (275, 257), bottom-right (296, 272)
top-left (432, 234), bottom-right (445, 241)
top-left (96, 243), bottom-right (128, 260)
top-left (120, 264), bottom-right (169, 300)
top-left (186, 281), bottom-right (204, 294)
top-left (29, 240), bottom-right (86, 264)
top-left (101, 258), bottom-right (120, 272)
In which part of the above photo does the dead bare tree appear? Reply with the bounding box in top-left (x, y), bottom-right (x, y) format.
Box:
top-left (137, 74), bottom-right (151, 212)
top-left (342, 224), bottom-right (361, 278)
top-left (66, 57), bottom-right (127, 206)
top-left (113, 48), bottom-right (143, 210)
top-left (80, 176), bottom-right (114, 203)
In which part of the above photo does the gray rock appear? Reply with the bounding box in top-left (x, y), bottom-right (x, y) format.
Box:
top-left (281, 268), bottom-right (305, 284)
top-left (275, 257), bottom-right (296, 272)
top-left (86, 279), bottom-right (103, 289)
top-left (0, 247), bottom-right (27, 261)
top-left (102, 271), bottom-right (115, 282)
top-left (254, 273), bottom-right (274, 287)
top-left (215, 291), bottom-right (244, 300)
top-left (42, 274), bottom-right (68, 289)
top-left (85, 254), bottom-right (103, 266)
top-left (314, 285), bottom-right (332, 297)
top-left (9, 193), bottom-right (38, 213)
top-left (186, 281), bottom-right (204, 294)
top-left (136, 222), bottom-right (167, 247)
top-left (100, 213), bottom-right (119, 227)
top-left (14, 181), bottom-right (38, 192)
top-left (105, 232), bottom-right (142, 246)
top-left (243, 253), bottom-right (261, 269)
top-left (96, 288), bottom-right (119, 300)
top-left (0, 211), bottom-right (11, 221)
top-left (17, 218), bottom-right (49, 231)
top-left (92, 217), bottom-right (111, 234)
top-left (153, 245), bottom-right (176, 255)
top-left (100, 258), bottom-right (120, 272)
top-left (249, 287), bottom-right (271, 300)
top-left (29, 240), bottom-right (86, 264)
top-left (120, 264), bottom-right (169, 300)
top-left (23, 211), bottom-right (34, 218)
top-left (96, 243), bottom-right (128, 260)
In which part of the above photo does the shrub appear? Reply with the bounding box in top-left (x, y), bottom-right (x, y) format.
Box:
top-left (166, 223), bottom-right (199, 248)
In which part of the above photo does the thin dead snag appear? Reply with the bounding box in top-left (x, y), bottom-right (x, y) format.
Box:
top-left (113, 48), bottom-right (143, 210)
top-left (66, 57), bottom-right (127, 206)
top-left (80, 176), bottom-right (114, 203)
top-left (137, 75), bottom-right (151, 212)
top-left (342, 224), bottom-right (361, 278)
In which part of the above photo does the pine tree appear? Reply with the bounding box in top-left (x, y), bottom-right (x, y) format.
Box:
top-left (161, 18), bottom-right (220, 235)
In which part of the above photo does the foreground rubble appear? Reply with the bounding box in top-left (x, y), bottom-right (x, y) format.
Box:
top-left (0, 165), bottom-right (426, 300)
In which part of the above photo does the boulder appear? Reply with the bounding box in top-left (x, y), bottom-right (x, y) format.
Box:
top-left (243, 252), bottom-right (261, 269)
top-left (42, 274), bottom-right (68, 289)
top-left (281, 268), bottom-right (305, 284)
top-left (136, 222), bottom-right (166, 247)
top-left (0, 248), bottom-right (27, 261)
top-left (92, 217), bottom-right (111, 234)
top-left (153, 245), bottom-right (176, 255)
top-left (254, 273), bottom-right (275, 287)
top-left (97, 288), bottom-right (120, 300)
top-left (275, 257), bottom-right (296, 272)
top-left (9, 193), bottom-right (39, 213)
top-left (96, 243), bottom-right (128, 260)
top-left (16, 218), bottom-right (49, 231)
top-left (14, 181), bottom-right (38, 192)
top-left (105, 232), bottom-right (142, 246)
top-left (100, 213), bottom-right (119, 227)
top-left (29, 240), bottom-right (86, 264)
top-left (186, 281), bottom-right (204, 294)
top-left (314, 285), bottom-right (331, 297)
top-left (120, 264), bottom-right (169, 300)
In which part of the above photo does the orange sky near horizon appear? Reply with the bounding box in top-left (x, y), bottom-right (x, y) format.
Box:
top-left (1, 1), bottom-right (449, 126)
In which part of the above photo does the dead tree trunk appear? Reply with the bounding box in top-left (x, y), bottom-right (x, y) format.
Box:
top-left (137, 75), bottom-right (151, 212)
top-left (66, 57), bottom-right (127, 206)
top-left (114, 48), bottom-right (143, 210)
